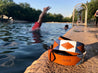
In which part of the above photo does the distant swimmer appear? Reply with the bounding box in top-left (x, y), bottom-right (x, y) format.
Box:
top-left (64, 25), bottom-right (69, 30)
top-left (32, 7), bottom-right (50, 31)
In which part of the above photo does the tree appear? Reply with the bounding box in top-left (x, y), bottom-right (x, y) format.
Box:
top-left (0, 0), bottom-right (13, 5)
top-left (19, 3), bottom-right (30, 8)
top-left (0, 0), bottom-right (72, 22)
top-left (87, 0), bottom-right (98, 20)
top-left (63, 17), bottom-right (71, 22)
top-left (0, 0), bottom-right (14, 20)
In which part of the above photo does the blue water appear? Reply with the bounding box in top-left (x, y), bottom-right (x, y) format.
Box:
top-left (0, 23), bottom-right (72, 73)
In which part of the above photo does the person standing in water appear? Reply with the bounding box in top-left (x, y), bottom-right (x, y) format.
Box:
top-left (32, 7), bottom-right (50, 31)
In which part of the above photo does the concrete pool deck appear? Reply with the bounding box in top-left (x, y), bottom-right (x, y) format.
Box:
top-left (24, 26), bottom-right (98, 73)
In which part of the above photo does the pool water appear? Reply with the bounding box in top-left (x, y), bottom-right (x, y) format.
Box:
top-left (0, 23), bottom-right (72, 73)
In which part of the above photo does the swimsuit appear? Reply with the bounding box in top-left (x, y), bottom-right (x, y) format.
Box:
top-left (32, 22), bottom-right (41, 30)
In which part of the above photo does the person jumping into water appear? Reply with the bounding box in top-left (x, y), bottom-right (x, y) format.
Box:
top-left (32, 7), bottom-right (50, 31)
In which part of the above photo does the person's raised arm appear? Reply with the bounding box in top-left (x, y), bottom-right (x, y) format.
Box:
top-left (32, 7), bottom-right (50, 31)
top-left (37, 7), bottom-right (50, 23)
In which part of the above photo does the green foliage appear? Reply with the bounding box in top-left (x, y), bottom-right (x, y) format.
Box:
top-left (71, 0), bottom-right (98, 23)
top-left (63, 17), bottom-right (72, 22)
top-left (0, 0), bottom-right (71, 22)
top-left (87, 0), bottom-right (98, 20)
top-left (0, 0), bottom-right (97, 22)
top-left (0, 0), bottom-right (13, 5)
top-left (19, 3), bottom-right (30, 8)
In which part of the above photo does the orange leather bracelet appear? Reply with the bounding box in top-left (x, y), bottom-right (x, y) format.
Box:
top-left (48, 36), bottom-right (86, 65)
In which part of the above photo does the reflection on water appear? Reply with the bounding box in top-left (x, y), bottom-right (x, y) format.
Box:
top-left (0, 54), bottom-right (15, 67)
top-left (0, 23), bottom-right (72, 73)
top-left (32, 29), bottom-right (43, 43)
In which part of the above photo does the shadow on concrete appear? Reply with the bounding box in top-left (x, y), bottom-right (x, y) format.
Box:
top-left (84, 42), bottom-right (98, 61)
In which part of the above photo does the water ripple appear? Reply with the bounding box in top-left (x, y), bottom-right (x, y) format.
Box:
top-left (0, 54), bottom-right (15, 67)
